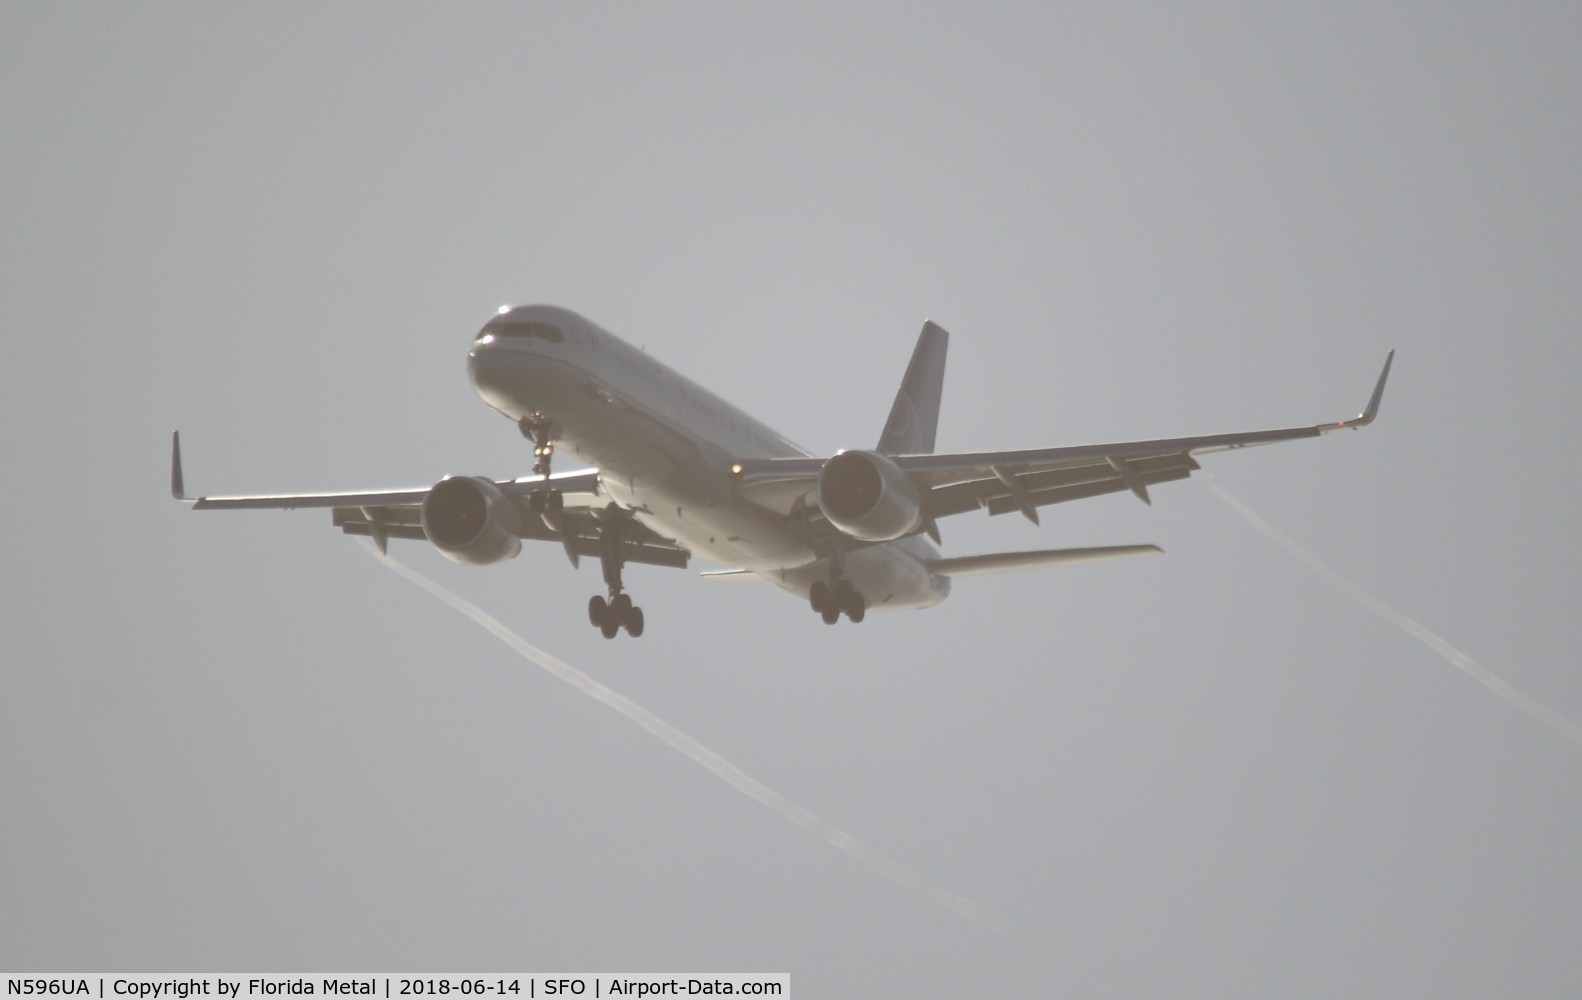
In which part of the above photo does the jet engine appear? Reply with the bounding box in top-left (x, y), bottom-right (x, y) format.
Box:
top-left (816, 450), bottom-right (923, 542)
top-left (420, 476), bottom-right (523, 565)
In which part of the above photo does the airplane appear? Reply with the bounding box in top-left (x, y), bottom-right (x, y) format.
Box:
top-left (173, 305), bottom-right (1393, 638)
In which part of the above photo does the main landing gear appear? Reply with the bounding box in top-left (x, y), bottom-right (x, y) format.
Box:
top-left (809, 578), bottom-right (866, 625)
top-left (514, 414), bottom-right (642, 639)
top-left (588, 591), bottom-right (644, 639)
top-left (586, 503), bottom-right (645, 639)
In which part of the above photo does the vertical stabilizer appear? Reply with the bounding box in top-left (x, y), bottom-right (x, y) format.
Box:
top-left (876, 320), bottom-right (949, 455)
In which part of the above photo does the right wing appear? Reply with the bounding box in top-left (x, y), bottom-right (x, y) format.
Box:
top-left (731, 351), bottom-right (1393, 528)
top-left (171, 432), bottom-right (689, 569)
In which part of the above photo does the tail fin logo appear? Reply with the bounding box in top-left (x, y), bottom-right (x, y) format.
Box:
top-left (884, 391), bottom-right (916, 440)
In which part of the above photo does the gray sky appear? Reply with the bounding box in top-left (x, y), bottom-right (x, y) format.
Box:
top-left (3, 3), bottom-right (1579, 996)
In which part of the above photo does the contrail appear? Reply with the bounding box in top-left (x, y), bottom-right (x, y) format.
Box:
top-left (365, 545), bottom-right (1012, 933)
top-left (1204, 478), bottom-right (1582, 747)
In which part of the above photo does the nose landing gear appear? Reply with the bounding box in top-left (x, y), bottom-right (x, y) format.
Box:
top-left (519, 412), bottom-right (563, 514)
top-left (809, 577), bottom-right (866, 625)
top-left (518, 412), bottom-right (556, 477)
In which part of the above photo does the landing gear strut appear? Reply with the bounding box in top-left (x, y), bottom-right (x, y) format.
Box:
top-left (809, 577), bottom-right (866, 625)
top-left (518, 412), bottom-right (556, 477)
top-left (586, 504), bottom-right (645, 638)
top-left (519, 412), bottom-right (563, 514)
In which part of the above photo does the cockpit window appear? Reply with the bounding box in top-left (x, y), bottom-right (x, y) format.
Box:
top-left (487, 320), bottom-right (565, 343)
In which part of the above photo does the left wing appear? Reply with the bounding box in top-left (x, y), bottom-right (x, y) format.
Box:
top-left (171, 432), bottom-right (689, 569)
top-left (732, 351), bottom-right (1393, 527)
top-left (328, 499), bottom-right (690, 569)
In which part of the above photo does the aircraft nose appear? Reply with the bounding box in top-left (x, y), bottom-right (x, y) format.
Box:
top-left (468, 334), bottom-right (509, 384)
top-left (468, 329), bottom-right (497, 373)
top-left (468, 313), bottom-right (526, 368)
top-left (468, 306), bottom-right (573, 408)
top-left (468, 329), bottom-right (539, 415)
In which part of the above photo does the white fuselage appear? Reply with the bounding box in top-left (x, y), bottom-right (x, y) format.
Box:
top-left (467, 306), bottom-right (948, 612)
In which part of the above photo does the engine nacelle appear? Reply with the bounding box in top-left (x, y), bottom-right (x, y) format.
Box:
top-left (816, 450), bottom-right (923, 542)
top-left (420, 476), bottom-right (523, 565)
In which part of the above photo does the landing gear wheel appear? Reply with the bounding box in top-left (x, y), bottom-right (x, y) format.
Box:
top-left (846, 595), bottom-right (866, 624)
top-left (591, 504), bottom-right (646, 638)
top-left (831, 581), bottom-right (866, 623)
top-left (820, 606), bottom-right (840, 625)
top-left (589, 590), bottom-right (644, 638)
top-left (809, 580), bottom-right (831, 615)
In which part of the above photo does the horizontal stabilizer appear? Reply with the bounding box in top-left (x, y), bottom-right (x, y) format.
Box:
top-left (930, 544), bottom-right (1162, 577)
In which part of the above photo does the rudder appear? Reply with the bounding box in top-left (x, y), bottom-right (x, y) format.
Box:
top-left (876, 320), bottom-right (949, 455)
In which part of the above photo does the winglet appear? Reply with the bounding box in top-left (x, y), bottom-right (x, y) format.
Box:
top-left (1322, 350), bottom-right (1394, 432)
top-left (171, 431), bottom-right (190, 501)
top-left (1356, 349), bottom-right (1394, 426)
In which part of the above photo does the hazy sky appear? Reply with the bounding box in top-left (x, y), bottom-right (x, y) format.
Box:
top-left (3, 3), bottom-right (1579, 996)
